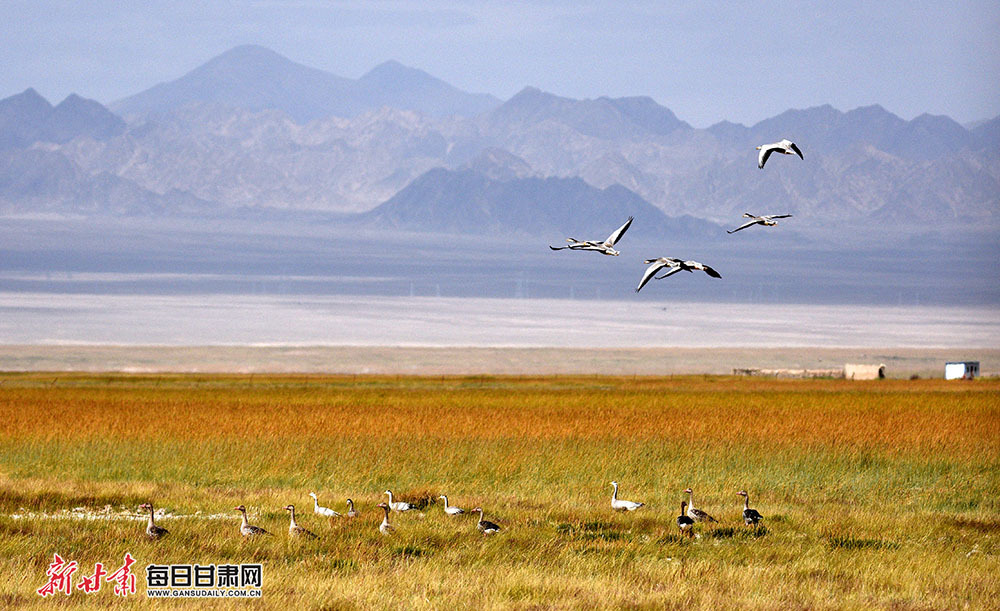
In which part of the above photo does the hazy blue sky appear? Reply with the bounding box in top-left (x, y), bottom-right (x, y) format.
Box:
top-left (3, 1), bottom-right (998, 127)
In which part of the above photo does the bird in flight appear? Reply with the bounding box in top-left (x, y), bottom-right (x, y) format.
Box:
top-left (635, 257), bottom-right (722, 293)
top-left (549, 216), bottom-right (633, 256)
top-left (756, 139), bottom-right (803, 169)
top-left (727, 212), bottom-right (793, 234)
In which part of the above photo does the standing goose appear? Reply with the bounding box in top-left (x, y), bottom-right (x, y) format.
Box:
top-left (683, 488), bottom-right (718, 523)
top-left (549, 216), bottom-right (633, 256)
top-left (308, 492), bottom-right (341, 519)
top-left (377, 502), bottom-right (393, 535)
top-left (384, 490), bottom-right (414, 512)
top-left (439, 495), bottom-right (465, 515)
top-left (727, 213), bottom-right (793, 234)
top-left (345, 498), bottom-right (359, 518)
top-left (235, 505), bottom-right (272, 538)
top-left (738, 490), bottom-right (764, 528)
top-left (635, 257), bottom-right (722, 292)
top-left (283, 505), bottom-right (319, 539)
top-left (139, 503), bottom-right (169, 540)
top-left (677, 501), bottom-right (695, 538)
top-left (610, 481), bottom-right (645, 512)
top-left (472, 507), bottom-right (501, 535)
top-left (756, 139), bottom-right (803, 169)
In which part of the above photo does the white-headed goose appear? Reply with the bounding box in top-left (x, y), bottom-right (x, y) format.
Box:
top-left (472, 507), bottom-right (501, 535)
top-left (756, 139), bottom-right (803, 169)
top-left (727, 213), bottom-right (793, 234)
top-left (377, 502), bottom-right (393, 535)
top-left (636, 257), bottom-right (721, 292)
top-left (235, 505), bottom-right (272, 537)
top-left (139, 503), bottom-right (169, 540)
top-left (738, 490), bottom-right (764, 528)
top-left (683, 488), bottom-right (718, 523)
top-left (677, 501), bottom-right (695, 537)
top-left (283, 504), bottom-right (319, 539)
top-left (439, 495), bottom-right (465, 515)
top-left (308, 492), bottom-right (341, 519)
top-left (610, 481), bottom-right (645, 512)
top-left (549, 216), bottom-right (633, 256)
top-left (384, 490), bottom-right (414, 512)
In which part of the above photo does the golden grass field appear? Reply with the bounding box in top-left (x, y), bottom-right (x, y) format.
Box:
top-left (0, 373), bottom-right (998, 609)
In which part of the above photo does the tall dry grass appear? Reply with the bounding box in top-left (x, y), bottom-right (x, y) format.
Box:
top-left (1, 373), bottom-right (997, 609)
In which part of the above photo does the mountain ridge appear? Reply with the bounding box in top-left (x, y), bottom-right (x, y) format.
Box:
top-left (112, 45), bottom-right (500, 122)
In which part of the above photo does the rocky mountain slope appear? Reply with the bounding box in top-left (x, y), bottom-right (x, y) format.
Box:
top-left (1, 46), bottom-right (997, 232)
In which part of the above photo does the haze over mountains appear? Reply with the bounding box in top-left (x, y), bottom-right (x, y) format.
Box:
top-left (0, 44), bottom-right (997, 235)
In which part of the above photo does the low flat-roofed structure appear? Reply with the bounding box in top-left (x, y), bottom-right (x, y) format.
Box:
top-left (945, 361), bottom-right (979, 380)
top-left (844, 363), bottom-right (886, 380)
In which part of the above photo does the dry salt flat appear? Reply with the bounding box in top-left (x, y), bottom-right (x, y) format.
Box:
top-left (1, 292), bottom-right (997, 348)
top-left (1, 292), bottom-right (997, 375)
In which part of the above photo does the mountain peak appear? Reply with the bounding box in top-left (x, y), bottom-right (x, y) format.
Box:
top-left (363, 59), bottom-right (410, 76)
top-left (463, 148), bottom-right (534, 181)
top-left (1, 88), bottom-right (53, 113)
top-left (359, 60), bottom-right (437, 89)
top-left (112, 45), bottom-right (498, 121)
top-left (213, 44), bottom-right (288, 63)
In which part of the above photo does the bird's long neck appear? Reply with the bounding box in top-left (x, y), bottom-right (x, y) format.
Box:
top-left (147, 507), bottom-right (156, 528)
top-left (312, 497), bottom-right (320, 510)
top-left (442, 496), bottom-right (449, 509)
top-left (240, 510), bottom-right (249, 528)
top-left (612, 484), bottom-right (618, 501)
top-left (680, 501), bottom-right (687, 516)
top-left (687, 491), bottom-right (695, 508)
top-left (347, 500), bottom-right (354, 511)
top-left (381, 506), bottom-right (390, 523)
top-left (288, 508), bottom-right (297, 527)
top-left (386, 492), bottom-right (393, 504)
top-left (477, 511), bottom-right (485, 525)
top-left (743, 495), bottom-right (750, 510)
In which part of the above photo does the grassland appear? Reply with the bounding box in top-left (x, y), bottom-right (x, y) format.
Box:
top-left (0, 373), bottom-right (998, 609)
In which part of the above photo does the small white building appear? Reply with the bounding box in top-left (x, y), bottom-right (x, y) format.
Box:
top-left (844, 363), bottom-right (886, 380)
top-left (945, 361), bottom-right (979, 380)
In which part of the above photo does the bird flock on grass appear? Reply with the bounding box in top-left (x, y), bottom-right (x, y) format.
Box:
top-left (137, 484), bottom-right (763, 540)
top-left (551, 139), bottom-right (801, 292)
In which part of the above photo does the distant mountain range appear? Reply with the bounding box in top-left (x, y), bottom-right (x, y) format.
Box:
top-left (0, 45), bottom-right (997, 233)
top-left (0, 88), bottom-right (124, 151)
top-left (111, 45), bottom-right (500, 122)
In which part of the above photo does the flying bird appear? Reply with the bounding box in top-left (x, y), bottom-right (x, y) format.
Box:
top-left (549, 216), bottom-right (633, 256)
top-left (756, 139), bottom-right (803, 169)
top-left (727, 213), bottom-right (793, 234)
top-left (635, 257), bottom-right (722, 293)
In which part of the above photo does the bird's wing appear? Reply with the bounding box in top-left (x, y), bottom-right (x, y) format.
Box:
top-left (692, 508), bottom-right (717, 522)
top-left (685, 261), bottom-right (722, 278)
top-left (635, 259), bottom-right (667, 292)
top-left (549, 245), bottom-right (568, 250)
top-left (727, 220), bottom-right (758, 234)
top-left (654, 267), bottom-right (683, 280)
top-left (604, 216), bottom-right (634, 247)
top-left (758, 147), bottom-right (775, 169)
top-left (767, 214), bottom-right (793, 219)
top-left (788, 142), bottom-right (803, 159)
top-left (700, 264), bottom-right (722, 278)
